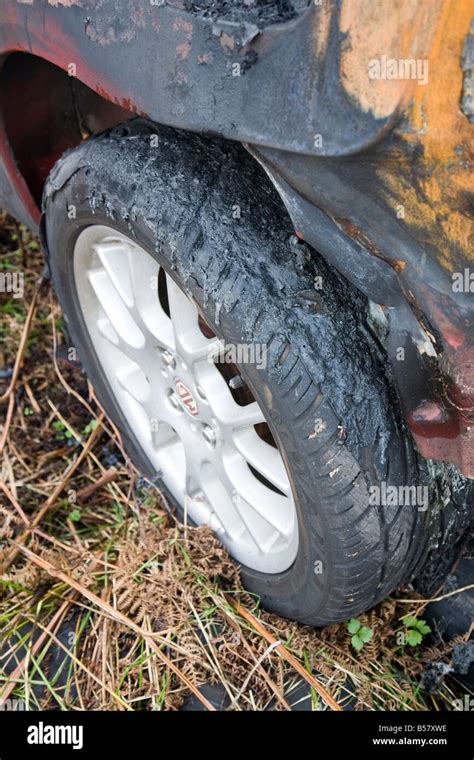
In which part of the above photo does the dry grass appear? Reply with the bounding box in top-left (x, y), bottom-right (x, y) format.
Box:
top-left (0, 211), bottom-right (466, 711)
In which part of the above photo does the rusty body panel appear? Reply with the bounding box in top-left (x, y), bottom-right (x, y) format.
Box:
top-left (0, 0), bottom-right (472, 475)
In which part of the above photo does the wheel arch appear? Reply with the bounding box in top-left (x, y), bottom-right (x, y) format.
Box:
top-left (0, 52), bottom-right (135, 227)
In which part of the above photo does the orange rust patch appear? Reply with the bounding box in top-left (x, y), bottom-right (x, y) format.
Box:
top-left (339, 0), bottom-right (442, 119)
top-left (312, 1), bottom-right (333, 59)
top-left (176, 42), bottom-right (191, 61)
top-left (333, 216), bottom-right (410, 273)
top-left (411, 0), bottom-right (473, 162)
top-left (377, 0), bottom-right (474, 272)
top-left (197, 53), bottom-right (213, 65)
top-left (393, 260), bottom-right (406, 272)
top-left (173, 18), bottom-right (193, 41)
top-left (220, 32), bottom-right (235, 51)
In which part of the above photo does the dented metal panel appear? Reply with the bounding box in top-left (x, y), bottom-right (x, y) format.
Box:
top-left (0, 0), bottom-right (395, 156)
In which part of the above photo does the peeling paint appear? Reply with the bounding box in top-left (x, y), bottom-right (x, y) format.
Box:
top-left (339, 0), bottom-right (441, 119)
top-left (219, 31), bottom-right (235, 50)
top-left (176, 42), bottom-right (191, 60)
top-left (173, 17), bottom-right (193, 41)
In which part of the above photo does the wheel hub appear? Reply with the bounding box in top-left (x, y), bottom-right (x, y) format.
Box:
top-left (73, 225), bottom-right (298, 573)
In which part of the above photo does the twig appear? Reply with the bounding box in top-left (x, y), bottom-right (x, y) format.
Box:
top-left (220, 607), bottom-right (291, 710)
top-left (0, 596), bottom-right (73, 706)
top-left (46, 400), bottom-right (130, 509)
top-left (0, 395), bottom-right (14, 456)
top-left (0, 276), bottom-right (44, 403)
top-left (225, 595), bottom-right (342, 711)
top-left (0, 482), bottom-right (30, 525)
top-left (31, 527), bottom-right (103, 562)
top-left (397, 584), bottom-right (474, 605)
top-left (13, 544), bottom-right (216, 711)
top-left (76, 467), bottom-right (118, 503)
top-left (14, 221), bottom-right (28, 269)
top-left (23, 613), bottom-right (131, 711)
top-left (233, 640), bottom-right (281, 704)
top-left (23, 380), bottom-right (41, 415)
top-left (0, 417), bottom-right (103, 572)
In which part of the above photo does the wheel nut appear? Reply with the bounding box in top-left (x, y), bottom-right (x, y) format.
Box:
top-left (229, 375), bottom-right (245, 390)
top-left (202, 423), bottom-right (216, 447)
top-left (161, 350), bottom-right (176, 370)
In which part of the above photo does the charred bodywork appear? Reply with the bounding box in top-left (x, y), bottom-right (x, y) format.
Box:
top-left (0, 0), bottom-right (473, 476)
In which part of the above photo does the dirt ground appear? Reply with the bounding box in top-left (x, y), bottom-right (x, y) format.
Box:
top-left (0, 210), bottom-right (471, 711)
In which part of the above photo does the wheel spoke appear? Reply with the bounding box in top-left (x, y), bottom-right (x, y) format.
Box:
top-left (87, 268), bottom-right (145, 349)
top-left (116, 361), bottom-right (151, 404)
top-left (232, 402), bottom-right (266, 428)
top-left (233, 426), bottom-right (291, 496)
top-left (195, 361), bottom-right (265, 428)
top-left (150, 421), bottom-right (177, 450)
top-left (127, 252), bottom-right (175, 351)
top-left (199, 462), bottom-right (247, 541)
top-left (165, 274), bottom-right (216, 361)
top-left (151, 435), bottom-right (186, 497)
top-left (222, 446), bottom-right (295, 540)
top-left (231, 493), bottom-right (279, 553)
top-left (182, 441), bottom-right (203, 497)
top-left (93, 240), bottom-right (134, 308)
top-left (214, 460), bottom-right (282, 553)
top-left (97, 315), bottom-right (120, 346)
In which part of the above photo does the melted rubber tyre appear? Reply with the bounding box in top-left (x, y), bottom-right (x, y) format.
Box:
top-left (43, 119), bottom-right (433, 626)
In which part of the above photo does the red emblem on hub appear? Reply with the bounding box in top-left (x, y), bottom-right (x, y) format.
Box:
top-left (175, 379), bottom-right (199, 417)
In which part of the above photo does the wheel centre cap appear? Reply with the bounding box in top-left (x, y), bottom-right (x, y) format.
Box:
top-left (175, 378), bottom-right (199, 417)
